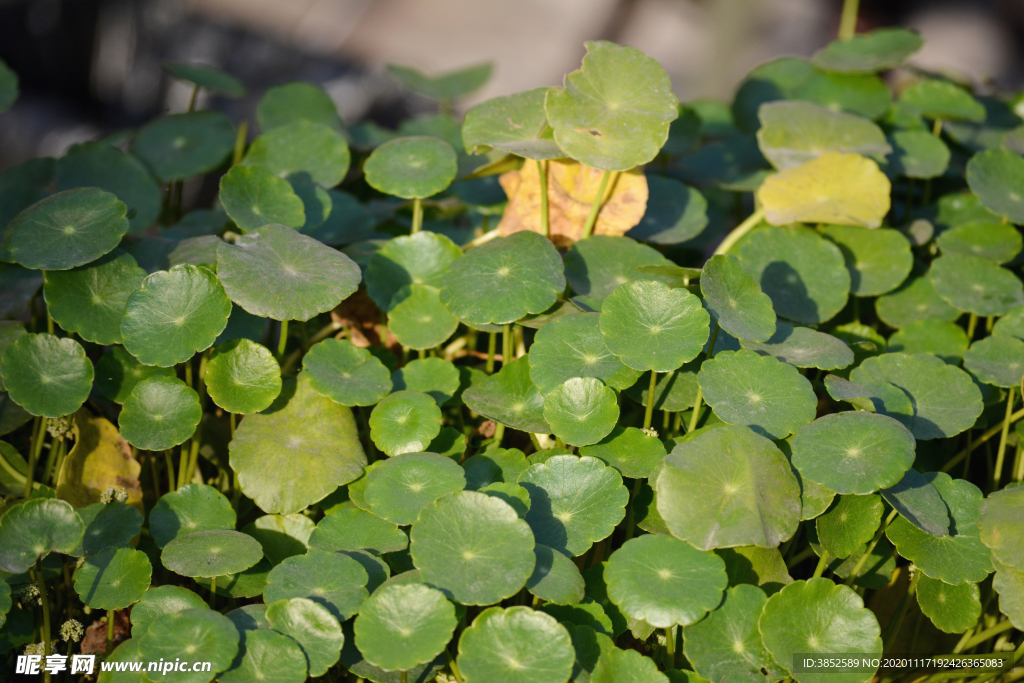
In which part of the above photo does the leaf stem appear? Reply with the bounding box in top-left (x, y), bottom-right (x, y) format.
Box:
top-left (580, 170), bottom-right (613, 240)
top-left (622, 477), bottom-right (643, 542)
top-left (994, 386), bottom-right (1015, 489)
top-left (502, 324), bottom-right (513, 369)
top-left (965, 637), bottom-right (1024, 683)
top-left (36, 559), bottom-right (53, 683)
top-left (411, 198), bottom-right (423, 234)
top-left (278, 320), bottom-right (289, 358)
top-left (444, 648), bottom-right (464, 682)
top-left (401, 672), bottom-right (408, 683)
top-left (932, 118), bottom-right (944, 137)
top-left (25, 416), bottom-right (48, 498)
top-left (713, 207), bottom-right (765, 256)
top-left (845, 508), bottom-right (898, 586)
top-left (882, 568), bottom-right (921, 651)
top-left (164, 449), bottom-right (177, 493)
top-left (943, 407), bottom-right (1024, 473)
top-left (537, 160), bottom-right (550, 238)
top-left (811, 550), bottom-right (830, 578)
top-left (955, 621), bottom-right (1014, 653)
top-left (187, 83), bottom-right (200, 112)
top-left (232, 121), bottom-right (248, 165)
top-left (689, 323), bottom-right (720, 433)
top-left (643, 372), bottom-right (658, 431)
top-left (486, 331), bottom-right (497, 374)
top-left (106, 608), bottom-right (115, 654)
top-left (664, 626), bottom-right (676, 669)
top-left (838, 0), bottom-right (860, 40)
top-left (462, 227), bottom-right (502, 251)
top-left (209, 576), bottom-right (217, 609)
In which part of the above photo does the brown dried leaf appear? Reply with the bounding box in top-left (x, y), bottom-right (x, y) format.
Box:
top-left (56, 409), bottom-right (143, 514)
top-left (497, 159), bottom-right (648, 247)
top-left (81, 609), bottom-right (130, 655)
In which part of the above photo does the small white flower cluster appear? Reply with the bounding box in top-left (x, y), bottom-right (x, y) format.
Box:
top-left (641, 427), bottom-right (659, 438)
top-left (19, 584), bottom-right (41, 606)
top-left (23, 642), bottom-right (57, 656)
top-left (60, 619), bottom-right (84, 643)
top-left (434, 673), bottom-right (456, 683)
top-left (100, 486), bottom-right (128, 504)
top-left (47, 415), bottom-right (74, 440)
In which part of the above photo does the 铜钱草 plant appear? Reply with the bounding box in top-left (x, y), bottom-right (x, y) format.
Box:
top-left (0, 5), bottom-right (1023, 683)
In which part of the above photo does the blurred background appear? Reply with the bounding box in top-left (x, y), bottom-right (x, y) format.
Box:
top-left (1, 0), bottom-right (1022, 170)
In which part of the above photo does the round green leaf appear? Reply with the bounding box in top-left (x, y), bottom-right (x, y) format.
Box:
top-left (628, 175), bottom-right (708, 244)
top-left (886, 130), bottom-right (950, 179)
top-left (978, 485), bottom-right (1024, 570)
top-left (5, 187), bottom-right (128, 270)
top-left (410, 490), bottom-right (535, 605)
top-left (545, 41), bottom-right (677, 171)
top-left (790, 412), bottom-right (915, 495)
top-left (388, 284), bottom-right (460, 350)
top-left (121, 264), bottom-right (231, 367)
top-left (265, 597), bottom-right (343, 677)
top-left (220, 627), bottom-right (308, 683)
top-left (131, 585), bottom-right (208, 637)
top-left (309, 507), bottom-right (408, 555)
top-left (150, 483), bottom-right (235, 548)
top-left (119, 376), bottom-right (201, 450)
top-left (929, 253), bottom-right (1024, 316)
top-left (462, 356), bottom-right (549, 433)
top-left (606, 534), bottom-right (727, 627)
top-left (164, 62), bottom-right (245, 97)
top-left (579, 426), bottom-right (665, 479)
top-left (591, 648), bottom-right (667, 683)
top-left (0, 333), bottom-right (93, 417)
top-left (756, 101), bottom-right (890, 170)
top-left (657, 425), bottom-right (800, 549)
top-left (137, 608), bottom-right (239, 683)
top-left (875, 272), bottom-right (961, 328)
top-left (529, 312), bottom-right (640, 396)
top-left (564, 236), bottom-right (672, 306)
top-left (821, 225), bottom-right (913, 297)
top-left (242, 120), bottom-right (350, 187)
top-left (963, 335), bottom-right (1024, 388)
top-left (257, 82), bottom-right (342, 132)
top-left (519, 455), bottom-right (627, 557)
top-left (441, 230), bottom-right (565, 325)
top-left (528, 544), bottom-right (585, 606)
top-left (992, 560), bottom-right (1024, 630)
top-left (850, 352), bottom-right (983, 440)
top-left (698, 350), bottom-right (816, 440)
top-left (388, 62), bottom-right (492, 102)
top-left (204, 338), bottom-right (281, 414)
top-left (600, 280), bottom-right (709, 373)
top-left (303, 338), bottom-right (392, 407)
top-left (369, 391), bottom-right (442, 457)
top-left (162, 529), bottom-right (263, 578)
top-left (69, 501), bottom-right (144, 558)
top-left (364, 137), bottom-right (457, 199)
top-left (230, 374), bottom-right (366, 514)
top-left (815, 494), bottom-right (883, 559)
top-left (994, 305), bottom-right (1024, 341)
top-left (462, 88), bottom-right (562, 159)
top-left (937, 220), bottom-right (1022, 264)
top-left (365, 452), bottom-right (466, 525)
top-left (917, 576), bottom-right (981, 634)
top-left (132, 110), bottom-right (234, 181)
top-left (886, 472), bottom-right (992, 584)
top-left (811, 27), bottom-right (924, 73)
top-left (684, 584), bottom-right (784, 683)
top-left (242, 514), bottom-right (315, 566)
top-left (355, 583), bottom-right (456, 672)
top-left (219, 165), bottom-right (305, 231)
top-left (900, 79), bottom-right (984, 122)
top-left (458, 606), bottom-right (575, 683)
top-left (886, 319), bottom-right (968, 364)
top-left (217, 224), bottom-right (361, 321)
top-left (543, 378), bottom-right (619, 447)
top-left (57, 142), bottom-right (161, 233)
top-left (966, 149), bottom-right (1024, 223)
top-left (741, 323), bottom-right (853, 370)
top-left (759, 578), bottom-right (881, 683)
top-left (701, 254), bottom-right (776, 344)
top-left (264, 548), bottom-right (368, 620)
top-left (0, 498), bottom-right (84, 573)
top-left (42, 249), bottom-right (145, 344)
top-left (736, 226), bottom-right (850, 326)
top-left (880, 468), bottom-right (950, 537)
top-left (366, 232), bottom-right (462, 311)
top-left (74, 546), bottom-right (151, 610)
top-left (391, 358), bottom-right (461, 407)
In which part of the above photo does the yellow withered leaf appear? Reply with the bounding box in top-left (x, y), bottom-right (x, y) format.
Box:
top-left (757, 151), bottom-right (891, 228)
top-left (57, 409), bottom-right (143, 513)
top-left (497, 159), bottom-right (648, 247)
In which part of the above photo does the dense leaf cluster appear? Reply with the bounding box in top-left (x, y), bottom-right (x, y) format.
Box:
top-left (0, 19), bottom-right (1023, 683)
